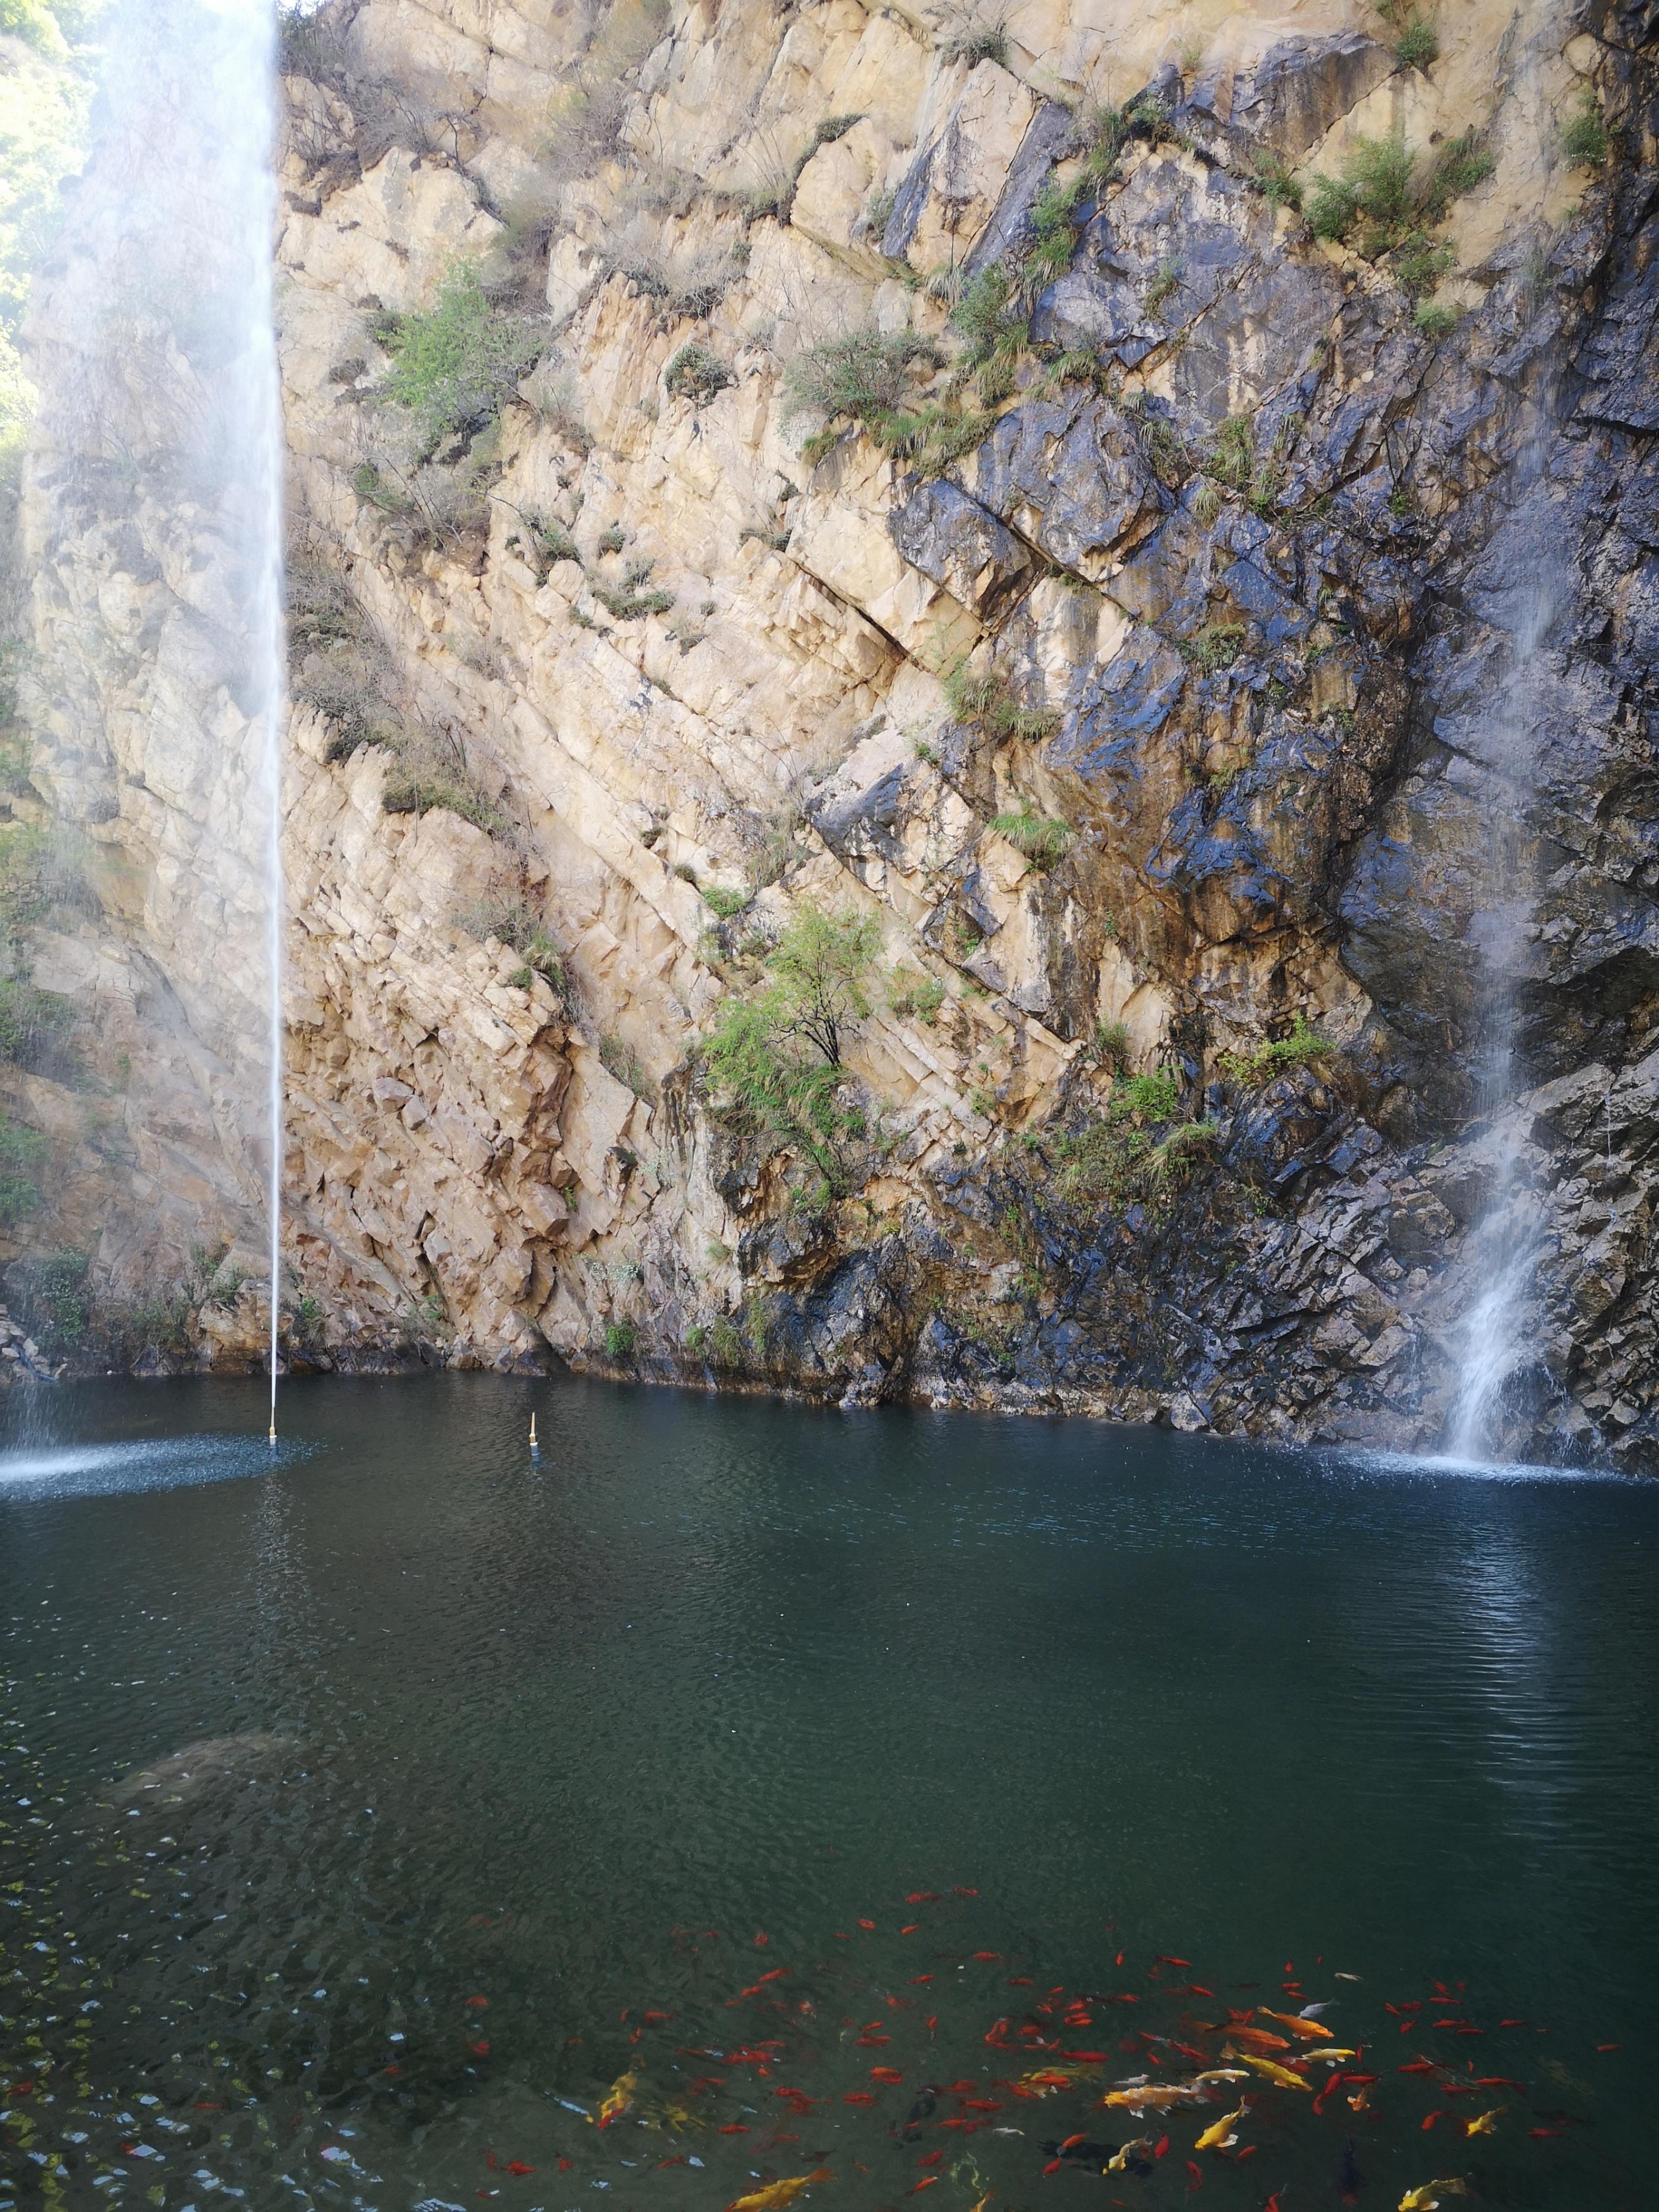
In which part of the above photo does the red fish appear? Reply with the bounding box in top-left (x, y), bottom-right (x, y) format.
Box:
top-left (468, 2040), bottom-right (490, 2057)
top-left (754, 1933), bottom-right (769, 1946)
top-left (643, 2010), bottom-right (672, 2024)
top-left (1158, 1957), bottom-right (1192, 1967)
top-left (719, 2124), bottom-right (750, 2134)
top-left (911, 1975), bottom-right (935, 1985)
top-left (919, 2152), bottom-right (944, 2168)
top-left (1399, 2059), bottom-right (1437, 2074)
top-left (466, 1997), bottom-right (489, 2009)
top-left (506, 2163), bottom-right (534, 2178)
top-left (971, 1952), bottom-right (1002, 1962)
top-left (954, 1887), bottom-right (979, 1896)
top-left (858, 1920), bottom-right (875, 1931)
top-left (906, 1892), bottom-right (940, 1904)
top-left (1530, 2127), bottom-right (1563, 2139)
top-left (902, 1924), bottom-right (921, 1935)
top-left (843, 2094), bottom-right (874, 2107)
top-left (1042, 2161), bottom-right (1062, 2176)
top-left (1186, 2159), bottom-right (1203, 2192)
top-left (871, 2067), bottom-right (904, 2084)
top-left (1187, 1985), bottom-right (1215, 1998)
top-left (908, 2180), bottom-right (940, 2196)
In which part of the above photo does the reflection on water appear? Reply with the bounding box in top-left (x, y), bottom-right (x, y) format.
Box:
top-left (0, 1375), bottom-right (1654, 2211)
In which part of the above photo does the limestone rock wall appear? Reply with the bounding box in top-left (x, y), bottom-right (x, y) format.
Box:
top-left (9, 0), bottom-right (1659, 1466)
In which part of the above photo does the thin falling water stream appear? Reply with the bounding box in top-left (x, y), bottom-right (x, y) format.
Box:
top-left (31, 0), bottom-right (288, 1435)
top-left (1445, 463), bottom-right (1563, 1462)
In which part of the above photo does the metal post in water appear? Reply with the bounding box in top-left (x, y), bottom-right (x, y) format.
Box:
top-left (530, 1412), bottom-right (539, 1453)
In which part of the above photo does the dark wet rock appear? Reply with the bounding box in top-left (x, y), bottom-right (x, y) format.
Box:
top-left (887, 475), bottom-right (1031, 617)
top-left (1574, 212), bottom-right (1659, 432)
top-left (951, 389), bottom-right (1166, 577)
top-left (1222, 31), bottom-right (1399, 156)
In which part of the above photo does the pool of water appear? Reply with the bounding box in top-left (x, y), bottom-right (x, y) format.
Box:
top-left (1, 1375), bottom-right (1654, 2211)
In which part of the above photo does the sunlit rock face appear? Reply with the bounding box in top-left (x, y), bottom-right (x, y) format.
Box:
top-left (8, 0), bottom-right (1659, 1469)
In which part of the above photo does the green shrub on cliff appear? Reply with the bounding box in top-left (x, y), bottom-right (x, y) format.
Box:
top-left (380, 262), bottom-right (544, 454)
top-left (0, 1113), bottom-right (46, 1226)
top-left (1561, 89), bottom-right (1610, 168)
top-left (703, 900), bottom-right (885, 1185)
top-left (1218, 1016), bottom-right (1331, 1084)
top-left (0, 975), bottom-right (73, 1073)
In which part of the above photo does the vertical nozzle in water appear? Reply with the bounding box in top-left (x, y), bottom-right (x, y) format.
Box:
top-left (529, 1412), bottom-right (539, 1450)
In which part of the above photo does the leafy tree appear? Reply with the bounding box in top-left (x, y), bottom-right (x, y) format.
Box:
top-left (703, 902), bottom-right (885, 1182)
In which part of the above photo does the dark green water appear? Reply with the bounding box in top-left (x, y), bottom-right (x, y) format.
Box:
top-left (1, 1377), bottom-right (1655, 2212)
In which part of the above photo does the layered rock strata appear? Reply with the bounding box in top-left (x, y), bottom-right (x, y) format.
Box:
top-left (7, 0), bottom-right (1659, 1469)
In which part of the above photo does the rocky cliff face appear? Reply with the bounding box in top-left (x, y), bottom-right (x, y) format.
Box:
top-left (7, 0), bottom-right (1659, 1469)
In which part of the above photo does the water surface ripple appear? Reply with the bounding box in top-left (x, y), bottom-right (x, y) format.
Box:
top-left (1, 1375), bottom-right (1654, 2210)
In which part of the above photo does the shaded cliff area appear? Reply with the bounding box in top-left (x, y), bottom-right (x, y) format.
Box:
top-left (3, 0), bottom-right (1658, 1466)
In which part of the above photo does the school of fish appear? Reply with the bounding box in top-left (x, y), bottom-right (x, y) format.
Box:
top-left (425, 1898), bottom-right (1609, 2210)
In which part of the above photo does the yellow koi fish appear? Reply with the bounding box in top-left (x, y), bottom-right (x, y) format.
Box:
top-left (1399, 2185), bottom-right (1469, 2211)
top-left (1305, 2049), bottom-right (1359, 2066)
top-left (1261, 2008), bottom-right (1332, 2041)
top-left (1102, 2083), bottom-right (1207, 2110)
top-left (1192, 2069), bottom-right (1250, 2084)
top-left (727, 2169), bottom-right (832, 2212)
top-left (1195, 2103), bottom-right (1247, 2152)
top-left (1106, 2139), bottom-right (1153, 2172)
top-left (1463, 2107), bottom-right (1505, 2137)
top-left (593, 2069), bottom-right (637, 2127)
top-left (1234, 2052), bottom-right (1312, 2091)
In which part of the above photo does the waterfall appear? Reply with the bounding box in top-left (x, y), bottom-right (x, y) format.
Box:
top-left (1444, 476), bottom-right (1560, 1462)
top-left (29, 0), bottom-right (288, 1410)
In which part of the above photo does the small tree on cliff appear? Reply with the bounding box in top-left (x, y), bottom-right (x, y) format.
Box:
top-left (703, 901), bottom-right (885, 1182)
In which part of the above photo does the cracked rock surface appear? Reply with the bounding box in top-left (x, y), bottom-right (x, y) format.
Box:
top-left (7, 0), bottom-right (1659, 1470)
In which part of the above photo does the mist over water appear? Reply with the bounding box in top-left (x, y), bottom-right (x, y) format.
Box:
top-left (27, 0), bottom-right (287, 1397)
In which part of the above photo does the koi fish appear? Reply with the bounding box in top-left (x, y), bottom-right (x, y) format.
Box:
top-left (1229, 2028), bottom-right (1291, 2053)
top-left (1101, 2084), bottom-right (1207, 2110)
top-left (726, 2169), bottom-right (832, 2212)
top-left (1398, 2185), bottom-right (1468, 2211)
top-left (594, 2071), bottom-right (638, 2127)
top-left (1335, 1974), bottom-right (1362, 1982)
top-left (1305, 2050), bottom-right (1359, 2065)
top-left (1106, 2137), bottom-right (1154, 2173)
top-left (1191, 2070), bottom-right (1249, 2085)
top-left (1463, 2107), bottom-right (1504, 2136)
top-left (1195, 2104), bottom-right (1247, 2153)
top-left (1261, 2010), bottom-right (1332, 2042)
top-left (1041, 2138), bottom-right (1151, 2178)
top-left (1232, 2054), bottom-right (1311, 2092)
